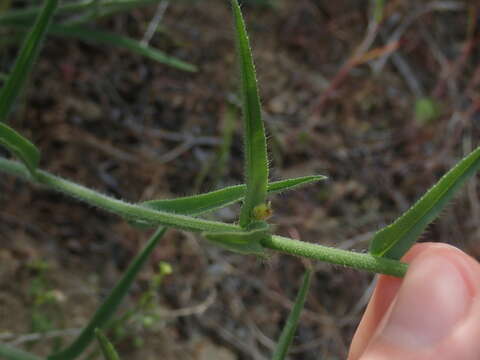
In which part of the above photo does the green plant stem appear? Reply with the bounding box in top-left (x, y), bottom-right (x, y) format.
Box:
top-left (264, 236), bottom-right (408, 277)
top-left (0, 157), bottom-right (408, 277)
top-left (0, 158), bottom-right (238, 233)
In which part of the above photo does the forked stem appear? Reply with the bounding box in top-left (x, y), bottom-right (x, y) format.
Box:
top-left (0, 157), bottom-right (408, 277)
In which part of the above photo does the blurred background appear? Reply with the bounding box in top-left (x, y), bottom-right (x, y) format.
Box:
top-left (0, 0), bottom-right (478, 358)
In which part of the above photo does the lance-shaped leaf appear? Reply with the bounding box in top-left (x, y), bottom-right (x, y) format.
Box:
top-left (95, 329), bottom-right (121, 360)
top-left (131, 175), bottom-right (326, 228)
top-left (231, 0), bottom-right (269, 228)
top-left (0, 0), bottom-right (58, 120)
top-left (203, 221), bottom-right (270, 256)
top-left (48, 227), bottom-right (166, 360)
top-left (272, 269), bottom-right (312, 360)
top-left (370, 146), bottom-right (480, 259)
top-left (0, 123), bottom-right (39, 175)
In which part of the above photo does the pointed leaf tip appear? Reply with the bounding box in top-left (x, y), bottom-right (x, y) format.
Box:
top-left (230, 0), bottom-right (269, 228)
top-left (370, 146), bottom-right (480, 259)
top-left (272, 269), bottom-right (312, 360)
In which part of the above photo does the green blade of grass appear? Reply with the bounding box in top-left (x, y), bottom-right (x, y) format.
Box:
top-left (0, 344), bottom-right (43, 360)
top-left (0, 0), bottom-right (160, 26)
top-left (230, 0), bottom-right (269, 227)
top-left (6, 23), bottom-right (196, 72)
top-left (47, 24), bottom-right (197, 72)
top-left (272, 269), bottom-right (312, 360)
top-left (370, 146), bottom-right (480, 259)
top-left (0, 0), bottom-right (58, 120)
top-left (0, 0), bottom-right (57, 175)
top-left (141, 175), bottom-right (326, 216)
top-left (48, 227), bottom-right (166, 360)
top-left (95, 329), bottom-right (121, 360)
top-left (0, 122), bottom-right (39, 175)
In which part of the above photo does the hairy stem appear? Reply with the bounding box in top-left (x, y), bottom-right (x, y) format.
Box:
top-left (264, 236), bottom-right (407, 277)
top-left (0, 157), bottom-right (408, 277)
top-left (0, 157), bottom-right (238, 233)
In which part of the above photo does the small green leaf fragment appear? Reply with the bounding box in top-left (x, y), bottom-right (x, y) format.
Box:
top-left (230, 0), bottom-right (269, 228)
top-left (95, 329), bottom-right (121, 360)
top-left (370, 146), bottom-right (480, 259)
top-left (0, 122), bottom-right (40, 175)
top-left (272, 269), bottom-right (312, 360)
top-left (203, 223), bottom-right (270, 256)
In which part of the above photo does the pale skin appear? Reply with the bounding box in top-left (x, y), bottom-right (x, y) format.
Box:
top-left (349, 242), bottom-right (480, 360)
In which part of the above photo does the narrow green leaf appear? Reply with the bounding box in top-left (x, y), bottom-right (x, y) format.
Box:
top-left (272, 269), bottom-right (312, 360)
top-left (0, 344), bottom-right (43, 360)
top-left (48, 24), bottom-right (197, 72)
top-left (0, 122), bottom-right (40, 175)
top-left (231, 0), bottom-right (269, 227)
top-left (131, 175), bottom-right (326, 228)
top-left (0, 0), bottom-right (58, 120)
top-left (48, 227), bottom-right (166, 360)
top-left (95, 329), bottom-right (121, 360)
top-left (370, 146), bottom-right (480, 259)
top-left (0, 0), bottom-right (161, 26)
top-left (4, 21), bottom-right (196, 72)
top-left (203, 221), bottom-right (269, 256)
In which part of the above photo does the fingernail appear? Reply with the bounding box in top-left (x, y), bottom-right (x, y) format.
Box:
top-left (376, 251), bottom-right (473, 349)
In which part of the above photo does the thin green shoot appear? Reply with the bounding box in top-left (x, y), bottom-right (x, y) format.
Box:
top-left (48, 227), bottom-right (166, 360)
top-left (0, 0), bottom-right (58, 120)
top-left (95, 329), bottom-right (121, 360)
top-left (272, 269), bottom-right (312, 360)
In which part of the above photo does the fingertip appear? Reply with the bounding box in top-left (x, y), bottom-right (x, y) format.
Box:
top-left (359, 243), bottom-right (480, 359)
top-left (350, 242), bottom-right (480, 360)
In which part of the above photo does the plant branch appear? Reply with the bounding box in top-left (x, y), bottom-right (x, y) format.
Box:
top-left (264, 236), bottom-right (407, 277)
top-left (0, 157), bottom-right (408, 277)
